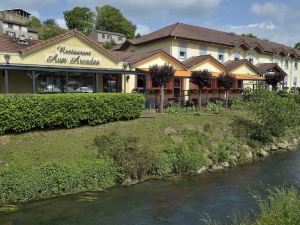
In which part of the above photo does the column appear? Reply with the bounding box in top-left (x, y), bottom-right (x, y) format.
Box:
top-left (95, 73), bottom-right (100, 93)
top-left (32, 71), bottom-right (36, 94)
top-left (4, 70), bottom-right (8, 94)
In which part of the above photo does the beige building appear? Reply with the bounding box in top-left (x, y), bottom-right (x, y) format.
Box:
top-left (89, 29), bottom-right (126, 45)
top-left (0, 8), bottom-right (38, 40)
top-left (118, 22), bottom-right (299, 91)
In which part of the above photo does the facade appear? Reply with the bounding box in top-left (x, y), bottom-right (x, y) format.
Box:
top-left (0, 9), bottom-right (38, 40)
top-left (0, 30), bottom-right (143, 94)
top-left (89, 29), bottom-right (126, 45)
top-left (119, 22), bottom-right (299, 91)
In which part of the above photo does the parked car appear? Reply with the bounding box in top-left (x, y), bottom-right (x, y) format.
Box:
top-left (44, 85), bottom-right (61, 93)
top-left (76, 87), bottom-right (93, 93)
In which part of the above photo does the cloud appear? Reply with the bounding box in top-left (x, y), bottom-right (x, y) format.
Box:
top-left (68, 0), bottom-right (222, 18)
top-left (55, 18), bottom-right (67, 28)
top-left (229, 21), bottom-right (276, 30)
top-left (136, 24), bottom-right (151, 35)
top-left (250, 2), bottom-right (297, 22)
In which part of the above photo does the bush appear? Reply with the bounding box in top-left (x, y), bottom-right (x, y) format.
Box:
top-left (0, 93), bottom-right (145, 134)
top-left (94, 133), bottom-right (157, 181)
top-left (248, 87), bottom-right (299, 143)
top-left (206, 101), bottom-right (224, 114)
top-left (0, 159), bottom-right (117, 204)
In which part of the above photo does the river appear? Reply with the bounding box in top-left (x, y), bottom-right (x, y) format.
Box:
top-left (1, 148), bottom-right (300, 225)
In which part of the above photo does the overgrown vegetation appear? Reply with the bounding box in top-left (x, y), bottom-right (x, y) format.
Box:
top-left (0, 93), bottom-right (144, 134)
top-left (207, 187), bottom-right (300, 225)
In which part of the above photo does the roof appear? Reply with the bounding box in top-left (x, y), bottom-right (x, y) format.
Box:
top-left (120, 22), bottom-right (300, 58)
top-left (224, 59), bottom-right (262, 75)
top-left (19, 29), bottom-right (120, 62)
top-left (91, 29), bottom-right (126, 37)
top-left (0, 18), bottom-right (27, 26)
top-left (112, 49), bottom-right (187, 68)
top-left (256, 63), bottom-right (287, 76)
top-left (3, 8), bottom-right (31, 16)
top-left (182, 55), bottom-right (211, 68)
top-left (0, 36), bottom-right (41, 53)
top-left (27, 27), bottom-right (38, 33)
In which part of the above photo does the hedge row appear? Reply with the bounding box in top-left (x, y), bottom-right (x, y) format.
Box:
top-left (0, 159), bottom-right (117, 203)
top-left (0, 93), bottom-right (145, 134)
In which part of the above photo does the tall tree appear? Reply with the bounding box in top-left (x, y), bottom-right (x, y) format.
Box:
top-left (95, 5), bottom-right (136, 39)
top-left (217, 73), bottom-right (235, 108)
top-left (149, 64), bottom-right (175, 112)
top-left (64, 7), bottom-right (95, 34)
top-left (265, 72), bottom-right (285, 91)
top-left (295, 42), bottom-right (300, 50)
top-left (38, 19), bottom-right (65, 40)
top-left (190, 70), bottom-right (212, 109)
top-left (27, 16), bottom-right (42, 29)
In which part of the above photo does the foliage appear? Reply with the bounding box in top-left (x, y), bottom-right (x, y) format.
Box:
top-left (0, 93), bottom-right (145, 134)
top-left (149, 64), bottom-right (175, 112)
top-left (206, 101), bottom-right (224, 114)
top-left (95, 5), bottom-right (136, 39)
top-left (295, 42), bottom-right (300, 50)
top-left (264, 72), bottom-right (286, 91)
top-left (27, 16), bottom-right (42, 29)
top-left (229, 97), bottom-right (247, 110)
top-left (217, 73), bottom-right (235, 107)
top-left (135, 33), bottom-right (142, 38)
top-left (0, 159), bottom-right (117, 203)
top-left (242, 33), bottom-right (257, 38)
top-left (94, 133), bottom-right (157, 181)
top-left (191, 70), bottom-right (212, 109)
top-left (248, 87), bottom-right (298, 143)
top-left (166, 102), bottom-right (197, 114)
top-left (63, 7), bottom-right (95, 34)
top-left (102, 40), bottom-right (116, 49)
top-left (38, 19), bottom-right (65, 40)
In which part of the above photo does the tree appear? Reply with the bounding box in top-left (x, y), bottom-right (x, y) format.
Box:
top-left (27, 16), bottom-right (42, 29)
top-left (242, 33), bottom-right (257, 38)
top-left (64, 7), bottom-right (95, 34)
top-left (190, 70), bottom-right (212, 109)
top-left (149, 64), bottom-right (175, 112)
top-left (38, 19), bottom-right (65, 40)
top-left (135, 33), bottom-right (142, 38)
top-left (264, 72), bottom-right (286, 91)
top-left (95, 5), bottom-right (136, 39)
top-left (295, 42), bottom-right (300, 50)
top-left (217, 73), bottom-right (235, 108)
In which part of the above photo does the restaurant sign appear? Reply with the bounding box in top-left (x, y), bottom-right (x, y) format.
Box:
top-left (46, 46), bottom-right (101, 66)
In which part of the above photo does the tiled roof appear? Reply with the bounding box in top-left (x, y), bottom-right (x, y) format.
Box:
top-left (28, 27), bottom-right (38, 33)
top-left (182, 55), bottom-right (228, 72)
top-left (224, 59), bottom-right (262, 75)
top-left (120, 22), bottom-right (300, 58)
top-left (112, 49), bottom-right (187, 68)
top-left (256, 63), bottom-right (287, 76)
top-left (0, 36), bottom-right (41, 53)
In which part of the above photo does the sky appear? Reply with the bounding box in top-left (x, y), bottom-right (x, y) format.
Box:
top-left (1, 0), bottom-right (299, 47)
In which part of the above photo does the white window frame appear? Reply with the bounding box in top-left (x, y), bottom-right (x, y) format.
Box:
top-left (285, 60), bottom-right (289, 69)
top-left (294, 62), bottom-right (298, 70)
top-left (234, 50), bottom-right (240, 61)
top-left (218, 48), bottom-right (225, 63)
top-left (179, 42), bottom-right (187, 59)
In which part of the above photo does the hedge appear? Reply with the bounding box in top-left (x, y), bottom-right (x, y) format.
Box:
top-left (0, 159), bottom-right (117, 203)
top-left (0, 93), bottom-right (145, 134)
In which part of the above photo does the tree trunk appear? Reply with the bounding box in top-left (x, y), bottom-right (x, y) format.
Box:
top-left (160, 85), bottom-right (164, 112)
top-left (225, 90), bottom-right (229, 108)
top-left (198, 89), bottom-right (202, 110)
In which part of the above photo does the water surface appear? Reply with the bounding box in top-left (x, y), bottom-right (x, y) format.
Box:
top-left (1, 148), bottom-right (300, 225)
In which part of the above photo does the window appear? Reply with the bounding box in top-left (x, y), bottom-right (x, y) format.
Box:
top-left (294, 62), bottom-right (298, 70)
top-left (248, 58), bottom-right (254, 64)
top-left (8, 23), bottom-right (13, 29)
top-left (218, 48), bottom-right (225, 63)
top-left (6, 31), bottom-right (15, 37)
top-left (237, 80), bottom-right (243, 89)
top-left (118, 36), bottom-right (123, 41)
top-left (274, 57), bottom-right (280, 65)
top-left (179, 42), bottom-right (187, 59)
top-left (199, 46), bottom-right (207, 56)
top-left (102, 34), bottom-right (105, 39)
top-left (285, 60), bottom-right (289, 69)
top-left (234, 50), bottom-right (240, 61)
top-left (248, 51), bottom-right (254, 64)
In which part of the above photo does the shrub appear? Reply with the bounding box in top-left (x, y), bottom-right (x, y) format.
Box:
top-left (0, 159), bottom-right (117, 204)
top-left (206, 101), bottom-right (224, 114)
top-left (94, 133), bottom-right (157, 180)
top-left (248, 87), bottom-right (299, 143)
top-left (0, 93), bottom-right (145, 134)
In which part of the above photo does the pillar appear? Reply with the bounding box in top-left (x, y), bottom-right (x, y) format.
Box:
top-left (4, 70), bottom-right (8, 94)
top-left (95, 73), bottom-right (100, 93)
top-left (32, 71), bottom-right (36, 94)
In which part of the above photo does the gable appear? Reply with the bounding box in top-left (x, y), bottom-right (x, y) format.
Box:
top-left (191, 60), bottom-right (227, 73)
top-left (231, 64), bottom-right (260, 76)
top-left (13, 36), bottom-right (121, 69)
top-left (133, 53), bottom-right (186, 70)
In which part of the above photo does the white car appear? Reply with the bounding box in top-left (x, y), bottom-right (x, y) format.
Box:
top-left (76, 87), bottom-right (93, 93)
top-left (44, 85), bottom-right (61, 93)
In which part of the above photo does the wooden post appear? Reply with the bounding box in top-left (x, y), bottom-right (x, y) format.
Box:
top-left (4, 70), bottom-right (8, 94)
top-left (95, 73), bottom-right (99, 93)
top-left (32, 71), bottom-right (36, 94)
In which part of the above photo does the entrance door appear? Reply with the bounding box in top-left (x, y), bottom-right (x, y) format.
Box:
top-left (173, 78), bottom-right (182, 99)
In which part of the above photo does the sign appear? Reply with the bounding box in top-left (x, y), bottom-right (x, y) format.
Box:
top-left (46, 46), bottom-right (101, 66)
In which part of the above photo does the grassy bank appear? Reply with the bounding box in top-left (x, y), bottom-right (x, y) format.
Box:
top-left (208, 187), bottom-right (300, 225)
top-left (0, 89), bottom-right (300, 204)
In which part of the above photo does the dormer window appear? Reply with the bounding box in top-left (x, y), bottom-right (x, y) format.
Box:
top-left (248, 51), bottom-right (254, 64)
top-left (218, 48), bottom-right (225, 63)
top-left (294, 62), bottom-right (298, 70)
top-left (179, 51), bottom-right (186, 59)
top-left (179, 42), bottom-right (187, 59)
top-left (285, 60), bottom-right (289, 69)
top-left (234, 50), bottom-right (240, 61)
